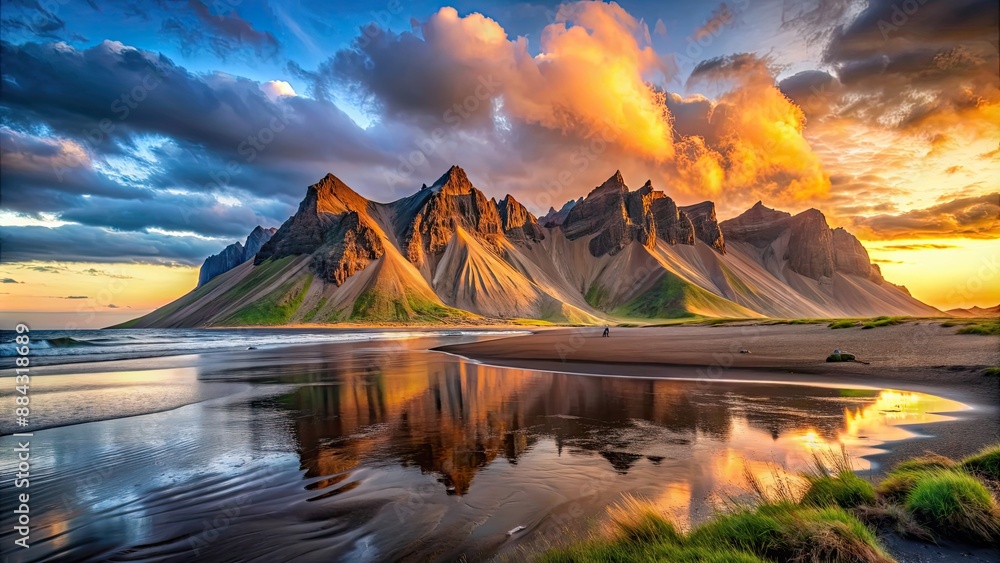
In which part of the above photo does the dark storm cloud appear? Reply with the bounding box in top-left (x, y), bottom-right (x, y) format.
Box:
top-left (292, 24), bottom-right (496, 128)
top-left (851, 193), bottom-right (1000, 240)
top-left (0, 0), bottom-right (68, 40)
top-left (0, 41), bottom-right (385, 173)
top-left (58, 191), bottom-right (283, 239)
top-left (783, 0), bottom-right (1000, 129)
top-left (161, 0), bottom-right (281, 60)
top-left (0, 224), bottom-right (223, 265)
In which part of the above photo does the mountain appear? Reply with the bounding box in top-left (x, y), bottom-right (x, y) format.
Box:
top-left (126, 167), bottom-right (940, 327)
top-left (197, 226), bottom-right (277, 287)
top-left (946, 304), bottom-right (1000, 317)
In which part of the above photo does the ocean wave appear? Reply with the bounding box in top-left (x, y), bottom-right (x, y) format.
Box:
top-left (0, 336), bottom-right (103, 356)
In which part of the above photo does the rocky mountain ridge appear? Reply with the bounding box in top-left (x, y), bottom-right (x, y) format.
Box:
top-left (197, 225), bottom-right (276, 287)
top-left (133, 166), bottom-right (939, 327)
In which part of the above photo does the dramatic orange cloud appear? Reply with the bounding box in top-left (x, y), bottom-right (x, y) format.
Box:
top-left (406, 4), bottom-right (828, 204)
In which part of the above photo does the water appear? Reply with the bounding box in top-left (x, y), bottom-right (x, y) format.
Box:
top-left (0, 328), bottom-right (530, 366)
top-left (0, 335), bottom-right (968, 562)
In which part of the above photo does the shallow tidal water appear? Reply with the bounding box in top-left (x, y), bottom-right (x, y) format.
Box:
top-left (0, 336), bottom-right (967, 562)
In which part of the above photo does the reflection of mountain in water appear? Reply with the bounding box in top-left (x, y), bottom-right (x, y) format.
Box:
top-left (261, 349), bottom-right (871, 497)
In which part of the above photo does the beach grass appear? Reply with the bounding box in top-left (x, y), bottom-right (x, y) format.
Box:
top-left (539, 445), bottom-right (1000, 561)
top-left (861, 316), bottom-right (907, 329)
top-left (983, 367), bottom-right (1000, 377)
top-left (961, 444), bottom-right (1000, 481)
top-left (542, 497), bottom-right (892, 563)
top-left (801, 470), bottom-right (877, 509)
top-left (905, 471), bottom-right (999, 542)
top-left (955, 319), bottom-right (1000, 335)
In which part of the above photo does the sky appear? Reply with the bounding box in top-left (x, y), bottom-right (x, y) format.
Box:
top-left (0, 0), bottom-right (997, 328)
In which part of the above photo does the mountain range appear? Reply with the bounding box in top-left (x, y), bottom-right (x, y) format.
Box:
top-left (126, 166), bottom-right (940, 327)
top-left (945, 305), bottom-right (1000, 317)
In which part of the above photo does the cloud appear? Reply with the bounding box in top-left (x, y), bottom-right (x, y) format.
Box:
top-left (1, 0), bottom-right (69, 41)
top-left (161, 0), bottom-right (280, 60)
top-left (780, 0), bottom-right (1000, 134)
top-left (850, 193), bottom-right (1000, 240)
top-left (1, 224), bottom-right (224, 265)
top-left (1, 278), bottom-right (21, 283)
top-left (878, 243), bottom-right (960, 251)
top-left (682, 53), bottom-right (830, 200)
top-left (63, 295), bottom-right (88, 299)
top-left (82, 268), bottom-right (133, 279)
top-left (300, 4), bottom-right (828, 206)
top-left (0, 40), bottom-right (394, 237)
top-left (692, 3), bottom-right (739, 42)
top-left (108, 303), bottom-right (119, 308)
top-left (22, 264), bottom-right (67, 273)
top-left (260, 80), bottom-right (296, 102)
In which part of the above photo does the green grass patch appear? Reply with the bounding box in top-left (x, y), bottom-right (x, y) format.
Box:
top-left (348, 289), bottom-right (472, 323)
top-left (829, 319), bottom-right (859, 329)
top-left (584, 283), bottom-right (608, 309)
top-left (893, 454), bottom-right (956, 474)
top-left (905, 470), bottom-right (999, 543)
top-left (961, 444), bottom-right (1000, 481)
top-left (801, 471), bottom-right (876, 509)
top-left (612, 272), bottom-right (693, 319)
top-left (877, 469), bottom-right (933, 503)
top-left (861, 316), bottom-right (907, 329)
top-left (956, 319), bottom-right (1000, 335)
top-left (543, 496), bottom-right (891, 563)
top-left (983, 367), bottom-right (1000, 377)
top-left (223, 274), bottom-right (312, 326)
top-left (691, 503), bottom-right (892, 563)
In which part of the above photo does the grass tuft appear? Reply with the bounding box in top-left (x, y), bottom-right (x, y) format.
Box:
top-left (905, 470), bottom-right (1000, 543)
top-left (877, 469), bottom-right (931, 502)
top-left (829, 319), bottom-right (859, 329)
top-left (861, 316), bottom-right (906, 329)
top-left (801, 470), bottom-right (877, 509)
top-left (961, 444), bottom-right (1000, 481)
top-left (956, 319), bottom-right (1000, 335)
top-left (981, 367), bottom-right (1000, 377)
top-left (691, 503), bottom-right (892, 563)
top-left (605, 495), bottom-right (683, 544)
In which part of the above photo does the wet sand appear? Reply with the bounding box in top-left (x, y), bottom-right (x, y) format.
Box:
top-left (439, 322), bottom-right (1000, 469)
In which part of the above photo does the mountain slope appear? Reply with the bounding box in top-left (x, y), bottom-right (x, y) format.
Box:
top-left (126, 167), bottom-right (941, 327)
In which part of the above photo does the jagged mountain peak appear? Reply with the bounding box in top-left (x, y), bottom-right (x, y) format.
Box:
top-left (539, 197), bottom-right (583, 227)
top-left (591, 170), bottom-right (628, 195)
top-left (430, 165), bottom-right (475, 196)
top-left (309, 173), bottom-right (370, 215)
